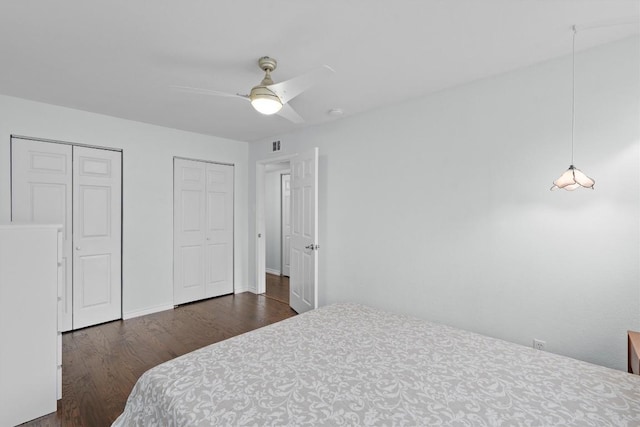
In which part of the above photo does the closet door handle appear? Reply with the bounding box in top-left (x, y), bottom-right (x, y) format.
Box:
top-left (75, 246), bottom-right (81, 251)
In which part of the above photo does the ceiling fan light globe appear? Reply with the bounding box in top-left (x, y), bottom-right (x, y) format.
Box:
top-left (250, 86), bottom-right (282, 115)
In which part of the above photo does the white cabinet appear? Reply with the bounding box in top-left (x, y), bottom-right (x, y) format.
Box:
top-left (0, 224), bottom-right (61, 426)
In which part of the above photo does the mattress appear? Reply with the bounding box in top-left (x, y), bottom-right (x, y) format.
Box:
top-left (113, 303), bottom-right (640, 426)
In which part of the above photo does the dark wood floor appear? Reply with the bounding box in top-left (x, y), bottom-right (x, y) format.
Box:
top-left (23, 292), bottom-right (296, 427)
top-left (265, 273), bottom-right (289, 304)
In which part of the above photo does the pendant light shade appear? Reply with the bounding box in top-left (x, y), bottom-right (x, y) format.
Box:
top-left (550, 25), bottom-right (595, 191)
top-left (551, 165), bottom-right (595, 191)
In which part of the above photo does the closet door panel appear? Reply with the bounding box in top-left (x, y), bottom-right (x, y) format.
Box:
top-left (11, 139), bottom-right (73, 331)
top-left (204, 163), bottom-right (234, 297)
top-left (174, 159), bottom-right (206, 304)
top-left (73, 147), bottom-right (122, 329)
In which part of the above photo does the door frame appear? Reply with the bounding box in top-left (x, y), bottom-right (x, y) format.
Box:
top-left (10, 134), bottom-right (123, 153)
top-left (10, 134), bottom-right (124, 327)
top-left (255, 153), bottom-right (297, 294)
top-left (172, 156), bottom-right (236, 305)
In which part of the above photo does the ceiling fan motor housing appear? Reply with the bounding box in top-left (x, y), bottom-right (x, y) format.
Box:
top-left (250, 85), bottom-right (280, 102)
top-left (258, 56), bottom-right (277, 72)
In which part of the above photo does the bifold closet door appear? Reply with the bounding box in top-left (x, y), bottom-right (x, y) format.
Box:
top-left (11, 139), bottom-right (73, 331)
top-left (174, 159), bottom-right (233, 305)
top-left (72, 146), bottom-right (122, 329)
top-left (11, 139), bottom-right (122, 330)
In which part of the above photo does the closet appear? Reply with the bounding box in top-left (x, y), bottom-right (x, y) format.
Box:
top-left (174, 158), bottom-right (234, 305)
top-left (11, 137), bottom-right (122, 331)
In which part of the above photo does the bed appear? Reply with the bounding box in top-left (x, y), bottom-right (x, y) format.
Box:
top-left (113, 303), bottom-right (640, 426)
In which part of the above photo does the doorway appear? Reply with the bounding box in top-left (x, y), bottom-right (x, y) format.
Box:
top-left (255, 147), bottom-right (319, 314)
top-left (264, 163), bottom-right (290, 304)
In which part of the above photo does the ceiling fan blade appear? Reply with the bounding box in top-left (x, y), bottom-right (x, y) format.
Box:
top-left (170, 85), bottom-right (249, 100)
top-left (276, 103), bottom-right (305, 123)
top-left (267, 65), bottom-right (334, 104)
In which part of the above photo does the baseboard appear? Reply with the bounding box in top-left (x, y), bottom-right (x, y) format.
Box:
top-left (266, 268), bottom-right (281, 276)
top-left (234, 285), bottom-right (249, 294)
top-left (123, 304), bottom-right (174, 320)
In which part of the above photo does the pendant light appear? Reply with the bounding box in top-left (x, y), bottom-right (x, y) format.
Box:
top-left (551, 25), bottom-right (595, 191)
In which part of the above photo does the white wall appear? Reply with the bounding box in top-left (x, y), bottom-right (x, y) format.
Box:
top-left (0, 94), bottom-right (249, 318)
top-left (249, 36), bottom-right (640, 370)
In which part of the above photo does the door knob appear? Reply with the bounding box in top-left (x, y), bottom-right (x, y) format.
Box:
top-left (75, 246), bottom-right (80, 250)
top-left (305, 244), bottom-right (320, 251)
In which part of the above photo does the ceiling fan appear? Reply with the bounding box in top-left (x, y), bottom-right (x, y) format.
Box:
top-left (172, 56), bottom-right (334, 123)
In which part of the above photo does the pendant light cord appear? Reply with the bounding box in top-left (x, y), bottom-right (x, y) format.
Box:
top-left (571, 25), bottom-right (576, 165)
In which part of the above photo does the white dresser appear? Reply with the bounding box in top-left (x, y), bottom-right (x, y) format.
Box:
top-left (0, 224), bottom-right (62, 426)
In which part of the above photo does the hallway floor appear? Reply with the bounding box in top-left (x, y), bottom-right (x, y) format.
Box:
top-left (265, 273), bottom-right (289, 304)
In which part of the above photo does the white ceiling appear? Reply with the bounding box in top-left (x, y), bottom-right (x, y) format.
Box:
top-left (0, 1), bottom-right (637, 142)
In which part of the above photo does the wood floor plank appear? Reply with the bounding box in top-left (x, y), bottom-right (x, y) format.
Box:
top-left (22, 292), bottom-right (296, 427)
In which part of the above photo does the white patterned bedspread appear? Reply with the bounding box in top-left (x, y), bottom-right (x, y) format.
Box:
top-left (113, 303), bottom-right (640, 426)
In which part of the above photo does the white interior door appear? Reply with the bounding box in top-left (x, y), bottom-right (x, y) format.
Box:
top-left (289, 148), bottom-right (318, 314)
top-left (204, 162), bottom-right (234, 297)
top-left (281, 173), bottom-right (291, 277)
top-left (174, 159), bottom-right (234, 305)
top-left (174, 159), bottom-right (206, 305)
top-left (72, 146), bottom-right (122, 329)
top-left (11, 138), bottom-right (73, 331)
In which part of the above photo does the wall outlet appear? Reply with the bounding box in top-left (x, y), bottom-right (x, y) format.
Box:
top-left (533, 339), bottom-right (546, 351)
